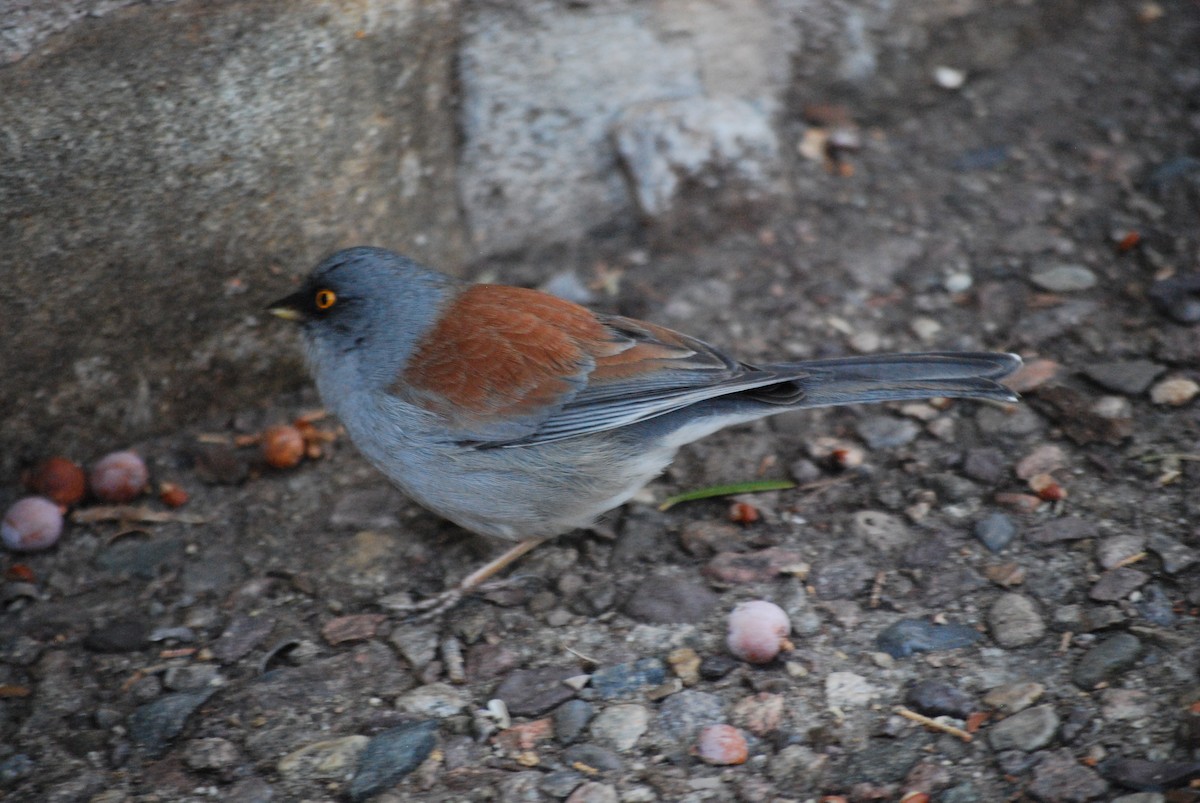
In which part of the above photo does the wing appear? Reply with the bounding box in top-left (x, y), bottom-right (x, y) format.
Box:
top-left (398, 284), bottom-right (800, 446)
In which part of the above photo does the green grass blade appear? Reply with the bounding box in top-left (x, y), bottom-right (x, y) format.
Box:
top-left (658, 479), bottom-right (796, 512)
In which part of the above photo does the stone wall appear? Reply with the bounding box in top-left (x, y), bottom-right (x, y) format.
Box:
top-left (0, 0), bottom-right (1061, 477)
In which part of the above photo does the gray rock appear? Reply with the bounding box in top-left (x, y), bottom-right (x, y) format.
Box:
top-left (128, 688), bottom-right (216, 757)
top-left (1073, 633), bottom-right (1142, 689)
top-left (1098, 688), bottom-right (1153, 722)
top-left (565, 782), bottom-right (618, 803)
top-left (963, 447), bottom-right (1008, 484)
top-left (1082, 361), bottom-right (1166, 395)
top-left (621, 573), bottom-right (718, 624)
top-left (1096, 535), bottom-right (1147, 570)
top-left (182, 737), bottom-right (240, 771)
top-left (987, 705), bottom-right (1060, 752)
top-left (494, 666), bottom-right (580, 716)
top-left (349, 721), bottom-right (438, 802)
top-left (540, 769), bottom-right (586, 799)
top-left (810, 558), bottom-right (874, 599)
top-left (989, 593), bottom-right (1046, 648)
top-left (277, 735), bottom-right (369, 780)
top-left (1134, 584), bottom-right (1177, 627)
top-left (1147, 533), bottom-right (1198, 574)
top-left (554, 700), bottom-right (595, 745)
top-left (983, 682), bottom-right (1045, 714)
top-left (590, 658), bottom-right (666, 700)
top-left (210, 613), bottom-right (275, 664)
top-left (0, 2), bottom-right (465, 476)
top-left (1027, 518), bottom-right (1095, 545)
top-left (655, 690), bottom-right (726, 743)
top-left (975, 513), bottom-right (1018, 553)
top-left (1031, 263), bottom-right (1098, 292)
top-left (561, 744), bottom-right (623, 773)
top-left (856, 416), bottom-right (920, 450)
top-left (849, 510), bottom-right (915, 554)
top-left (1029, 748), bottom-right (1108, 802)
top-left (613, 96), bottom-right (781, 222)
top-left (905, 680), bottom-right (976, 718)
top-left (876, 619), bottom-right (982, 659)
top-left (457, 1), bottom-right (795, 255)
top-left (395, 683), bottom-right (467, 718)
top-left (162, 664), bottom-right (221, 692)
top-left (1089, 567), bottom-right (1149, 602)
top-left (588, 704), bottom-right (649, 752)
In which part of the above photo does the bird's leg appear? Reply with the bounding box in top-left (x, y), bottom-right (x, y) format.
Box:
top-left (391, 536), bottom-right (550, 619)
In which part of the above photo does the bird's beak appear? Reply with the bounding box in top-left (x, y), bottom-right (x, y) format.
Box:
top-left (266, 291), bottom-right (308, 323)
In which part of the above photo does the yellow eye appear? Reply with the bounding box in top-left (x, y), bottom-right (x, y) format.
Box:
top-left (314, 289), bottom-right (337, 310)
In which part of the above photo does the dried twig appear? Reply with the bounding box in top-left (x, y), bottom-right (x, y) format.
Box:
top-left (895, 706), bottom-right (973, 742)
top-left (72, 506), bottom-right (208, 525)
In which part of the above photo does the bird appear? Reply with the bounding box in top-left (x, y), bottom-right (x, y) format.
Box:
top-left (269, 246), bottom-right (1021, 614)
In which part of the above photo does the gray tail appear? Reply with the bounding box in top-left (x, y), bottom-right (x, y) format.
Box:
top-left (772, 352), bottom-right (1022, 408)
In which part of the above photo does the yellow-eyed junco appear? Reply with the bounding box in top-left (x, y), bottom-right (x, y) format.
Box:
top-left (269, 247), bottom-right (1020, 613)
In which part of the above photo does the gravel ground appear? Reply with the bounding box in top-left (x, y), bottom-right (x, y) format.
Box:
top-left (3, 2), bottom-right (1200, 801)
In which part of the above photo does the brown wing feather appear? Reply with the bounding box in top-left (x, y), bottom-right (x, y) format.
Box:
top-left (400, 285), bottom-right (623, 430)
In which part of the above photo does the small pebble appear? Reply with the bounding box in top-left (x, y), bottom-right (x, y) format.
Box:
top-left (395, 682), bottom-right (467, 718)
top-left (987, 704), bottom-right (1060, 752)
top-left (1096, 535), bottom-right (1146, 570)
top-left (1073, 633), bottom-right (1142, 689)
top-left (90, 450), bottom-right (149, 503)
top-left (23, 457), bottom-right (87, 506)
top-left (726, 600), bottom-right (792, 664)
top-left (1082, 360), bottom-right (1165, 396)
top-left (1029, 749), bottom-right (1107, 801)
top-left (988, 593), bottom-right (1045, 648)
top-left (494, 666), bottom-right (579, 715)
top-left (128, 689), bottom-right (216, 758)
top-left (876, 618), bottom-right (981, 659)
top-left (622, 574), bottom-right (718, 624)
top-left (933, 65), bottom-right (966, 89)
top-left (1030, 263), bottom-right (1097, 292)
top-left (277, 736), bottom-right (369, 780)
top-left (963, 447), bottom-right (1008, 484)
top-left (349, 721), bottom-right (438, 802)
top-left (553, 700), bottom-right (594, 745)
top-left (2, 496), bottom-right (64, 552)
top-left (589, 704), bottom-right (649, 752)
top-left (1100, 757), bottom-right (1200, 793)
top-left (983, 682), bottom-right (1044, 714)
top-left (184, 737), bottom-right (240, 771)
top-left (856, 416), bottom-right (920, 450)
top-left (1089, 567), bottom-right (1149, 602)
top-left (562, 744), bottom-right (622, 773)
top-left (1014, 444), bottom-right (1067, 480)
top-left (693, 724), bottom-right (748, 766)
top-left (590, 658), bottom-right (666, 700)
top-left (825, 671), bottom-right (880, 708)
top-left (1149, 377), bottom-right (1199, 406)
top-left (730, 692), bottom-right (785, 736)
top-left (1134, 584), bottom-right (1177, 627)
top-left (905, 680), bottom-right (976, 719)
top-left (974, 513), bottom-right (1017, 553)
top-left (656, 690), bottom-right (726, 743)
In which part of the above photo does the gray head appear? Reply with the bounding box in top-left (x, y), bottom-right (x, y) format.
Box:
top-left (268, 247), bottom-right (460, 391)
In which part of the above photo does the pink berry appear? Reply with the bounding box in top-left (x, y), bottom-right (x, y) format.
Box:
top-left (694, 724), bottom-right (748, 765)
top-left (726, 600), bottom-right (792, 664)
top-left (89, 450), bottom-right (148, 503)
top-left (2, 497), bottom-right (64, 552)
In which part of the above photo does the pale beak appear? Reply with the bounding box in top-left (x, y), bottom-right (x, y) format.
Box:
top-left (266, 291), bottom-right (308, 323)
